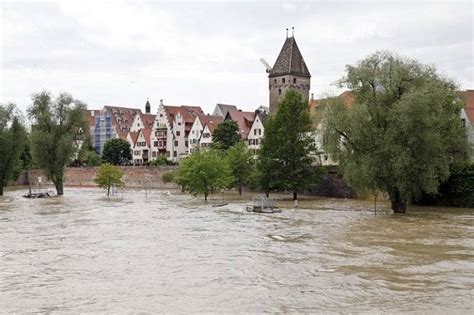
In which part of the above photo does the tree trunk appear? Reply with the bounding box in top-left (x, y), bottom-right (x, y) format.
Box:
top-left (389, 189), bottom-right (407, 213)
top-left (204, 192), bottom-right (208, 202)
top-left (238, 186), bottom-right (242, 195)
top-left (0, 185), bottom-right (4, 196)
top-left (293, 191), bottom-right (298, 209)
top-left (54, 178), bottom-right (64, 196)
top-left (107, 185), bottom-right (110, 197)
top-left (265, 191), bottom-right (269, 198)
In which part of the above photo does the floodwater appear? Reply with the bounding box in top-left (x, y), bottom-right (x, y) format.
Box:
top-left (1, 188), bottom-right (473, 313)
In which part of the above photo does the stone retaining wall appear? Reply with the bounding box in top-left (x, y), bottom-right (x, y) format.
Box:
top-left (11, 166), bottom-right (178, 189)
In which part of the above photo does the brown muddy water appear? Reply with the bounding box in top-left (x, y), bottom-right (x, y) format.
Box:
top-left (1, 187), bottom-right (473, 313)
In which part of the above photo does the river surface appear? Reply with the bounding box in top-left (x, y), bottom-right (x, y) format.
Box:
top-left (1, 188), bottom-right (473, 313)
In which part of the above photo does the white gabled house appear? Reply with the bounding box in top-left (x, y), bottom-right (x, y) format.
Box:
top-left (131, 128), bottom-right (152, 164)
top-left (151, 100), bottom-right (205, 162)
top-left (188, 115), bottom-right (205, 154)
top-left (246, 111), bottom-right (267, 157)
top-left (198, 116), bottom-right (223, 149)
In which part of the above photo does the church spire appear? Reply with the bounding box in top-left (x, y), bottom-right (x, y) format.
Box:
top-left (145, 98), bottom-right (151, 114)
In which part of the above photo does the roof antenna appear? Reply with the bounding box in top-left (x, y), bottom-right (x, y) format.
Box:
top-left (292, 27), bottom-right (294, 37)
top-left (286, 28), bottom-right (288, 38)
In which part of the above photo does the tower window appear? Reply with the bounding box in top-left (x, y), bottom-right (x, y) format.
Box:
top-left (274, 79), bottom-right (277, 83)
top-left (278, 88), bottom-right (282, 95)
top-left (282, 78), bottom-right (286, 83)
top-left (293, 78), bottom-right (296, 84)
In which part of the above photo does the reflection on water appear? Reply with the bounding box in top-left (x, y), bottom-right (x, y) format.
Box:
top-left (0, 188), bottom-right (473, 313)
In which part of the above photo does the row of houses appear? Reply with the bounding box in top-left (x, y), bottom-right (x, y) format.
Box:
top-left (86, 88), bottom-right (474, 165)
top-left (87, 100), bottom-right (270, 164)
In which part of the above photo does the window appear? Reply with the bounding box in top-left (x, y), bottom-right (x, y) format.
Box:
top-left (192, 130), bottom-right (194, 134)
top-left (173, 151), bottom-right (177, 157)
top-left (174, 140), bottom-right (178, 146)
top-left (185, 141), bottom-right (188, 147)
top-left (154, 141), bottom-right (158, 147)
top-left (293, 78), bottom-right (296, 84)
top-left (254, 129), bottom-right (257, 135)
top-left (278, 89), bottom-right (282, 95)
top-left (134, 150), bottom-right (140, 155)
top-left (177, 131), bottom-right (180, 136)
top-left (249, 140), bottom-right (252, 145)
top-left (259, 129), bottom-right (262, 135)
top-left (274, 79), bottom-right (277, 84)
top-left (255, 139), bottom-right (259, 145)
top-left (178, 122), bottom-right (181, 126)
top-left (158, 140), bottom-right (163, 147)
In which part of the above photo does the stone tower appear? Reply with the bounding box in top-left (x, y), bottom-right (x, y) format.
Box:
top-left (268, 34), bottom-right (311, 114)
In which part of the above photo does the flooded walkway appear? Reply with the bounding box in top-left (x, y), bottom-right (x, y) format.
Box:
top-left (1, 188), bottom-right (473, 313)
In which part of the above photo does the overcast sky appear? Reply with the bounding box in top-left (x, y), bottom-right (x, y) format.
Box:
top-left (1, 0), bottom-right (473, 114)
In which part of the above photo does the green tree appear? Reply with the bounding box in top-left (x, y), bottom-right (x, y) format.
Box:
top-left (77, 134), bottom-right (100, 166)
top-left (82, 151), bottom-right (102, 166)
top-left (162, 171), bottom-right (175, 183)
top-left (321, 51), bottom-right (468, 213)
top-left (93, 163), bottom-right (124, 196)
top-left (210, 120), bottom-right (241, 150)
top-left (258, 90), bottom-right (317, 206)
top-left (226, 142), bottom-right (254, 195)
top-left (28, 91), bottom-right (87, 195)
top-left (0, 104), bottom-right (27, 195)
top-left (174, 149), bottom-right (233, 201)
top-left (102, 138), bottom-right (132, 165)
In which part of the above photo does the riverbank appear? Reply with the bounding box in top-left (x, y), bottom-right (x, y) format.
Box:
top-left (10, 166), bottom-right (178, 189)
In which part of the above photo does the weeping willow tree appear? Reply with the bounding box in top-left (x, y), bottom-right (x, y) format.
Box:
top-left (28, 91), bottom-right (87, 195)
top-left (321, 51), bottom-right (468, 213)
top-left (0, 104), bottom-right (27, 195)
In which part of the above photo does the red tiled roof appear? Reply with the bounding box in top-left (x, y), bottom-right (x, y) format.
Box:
top-left (164, 105), bottom-right (205, 132)
top-left (141, 128), bottom-right (152, 147)
top-left (128, 131), bottom-right (139, 145)
top-left (104, 106), bottom-right (143, 134)
top-left (140, 113), bottom-right (156, 129)
top-left (459, 90), bottom-right (474, 124)
top-left (225, 108), bottom-right (255, 139)
top-left (201, 115), bottom-right (224, 132)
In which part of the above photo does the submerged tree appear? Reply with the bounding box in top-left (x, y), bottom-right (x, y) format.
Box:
top-left (210, 120), bottom-right (241, 150)
top-left (102, 138), bottom-right (132, 165)
top-left (174, 149), bottom-right (233, 201)
top-left (94, 163), bottom-right (124, 196)
top-left (322, 51), bottom-right (468, 213)
top-left (0, 104), bottom-right (27, 195)
top-left (28, 91), bottom-right (87, 195)
top-left (258, 90), bottom-right (318, 206)
top-left (226, 142), bottom-right (254, 195)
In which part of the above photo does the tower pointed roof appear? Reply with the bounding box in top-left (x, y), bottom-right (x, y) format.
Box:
top-left (269, 36), bottom-right (311, 78)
